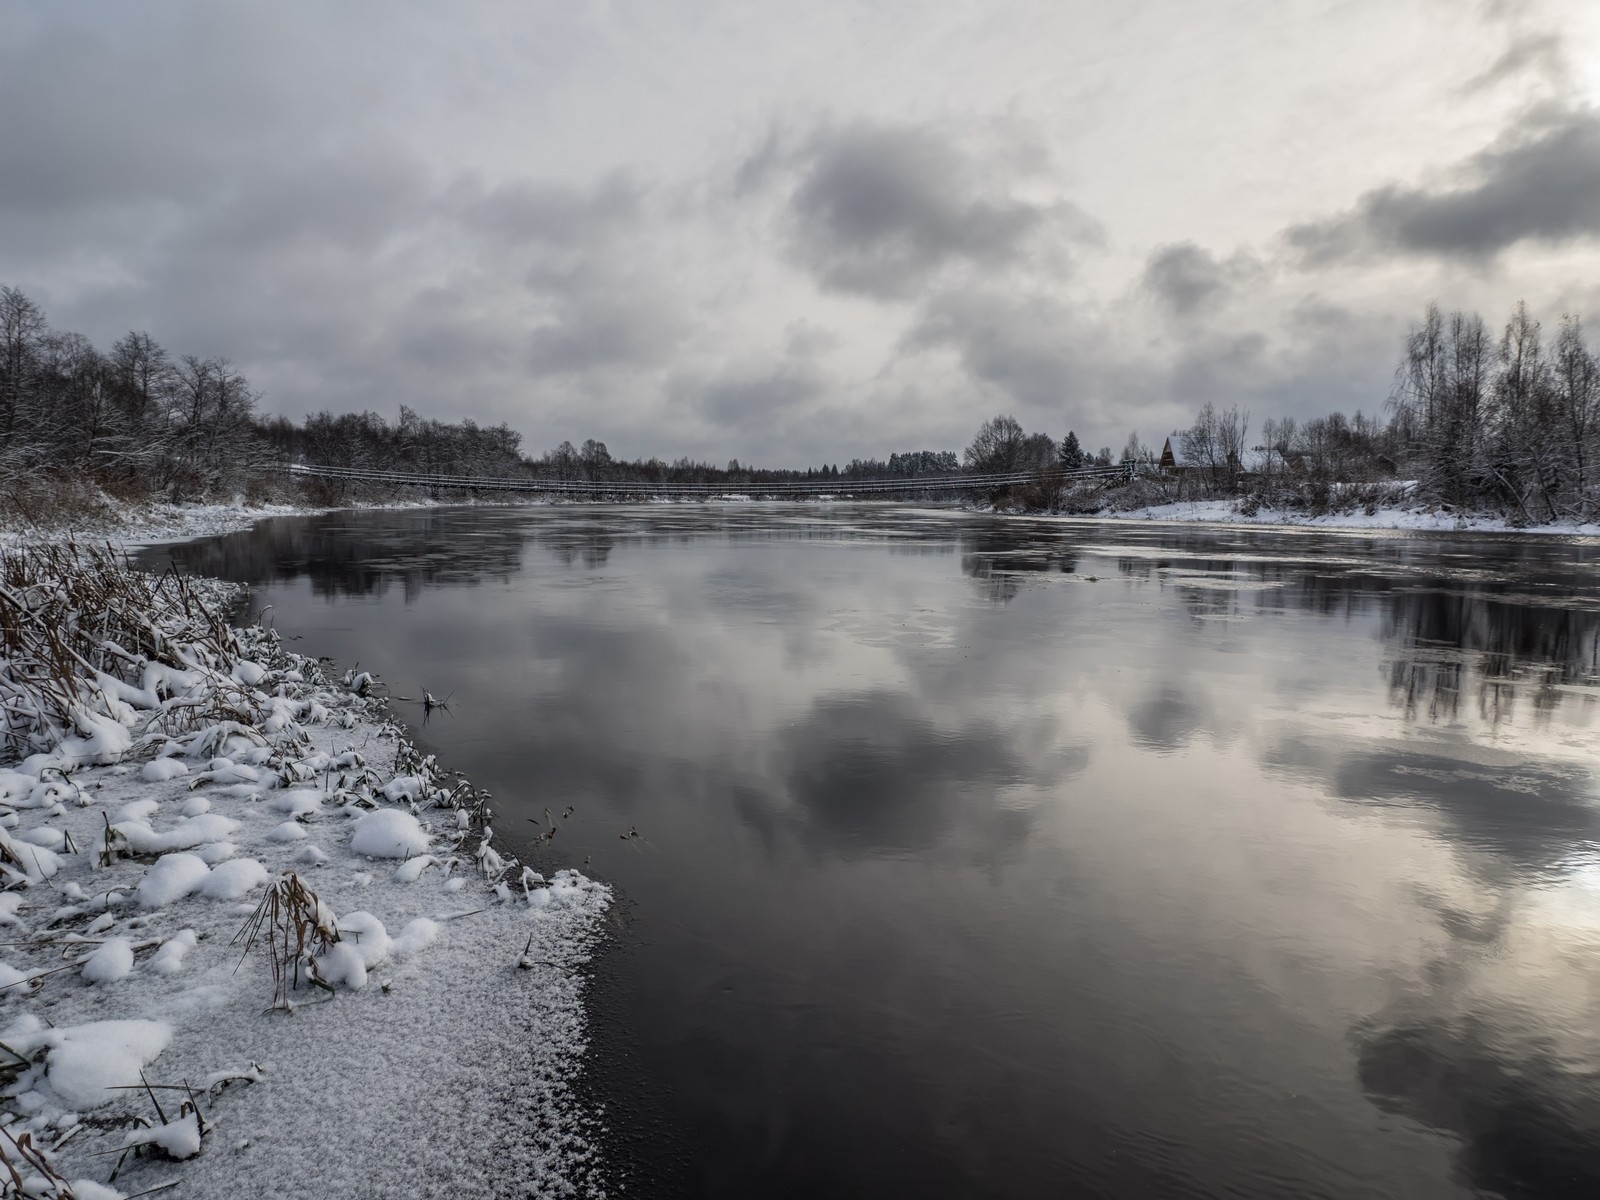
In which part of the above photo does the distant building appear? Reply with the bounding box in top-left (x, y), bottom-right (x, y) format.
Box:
top-left (1158, 437), bottom-right (1191, 472)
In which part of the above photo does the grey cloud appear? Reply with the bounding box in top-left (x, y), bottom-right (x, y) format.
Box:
top-left (1143, 244), bottom-right (1228, 317)
top-left (779, 121), bottom-right (1096, 299)
top-left (0, 12), bottom-right (316, 217)
top-left (695, 364), bottom-right (826, 430)
top-left (523, 286), bottom-right (689, 378)
top-left (905, 287), bottom-right (1123, 423)
top-left (450, 172), bottom-right (644, 248)
top-left (1286, 106), bottom-right (1600, 264)
top-left (1457, 31), bottom-right (1569, 96)
top-left (185, 149), bottom-right (430, 259)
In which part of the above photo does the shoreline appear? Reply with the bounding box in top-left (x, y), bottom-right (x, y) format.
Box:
top-left (976, 499), bottom-right (1600, 539)
top-left (0, 546), bottom-right (609, 1198)
top-left (49, 494), bottom-right (1600, 551)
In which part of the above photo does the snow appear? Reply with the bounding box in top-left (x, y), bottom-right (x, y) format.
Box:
top-left (148, 929), bottom-right (197, 976)
top-left (115, 812), bottom-right (241, 854)
top-left (41, 1020), bottom-right (174, 1110)
top-left (394, 853), bottom-right (436, 883)
top-left (1, 495), bottom-right (489, 553)
top-left (197, 857), bottom-right (267, 899)
top-left (80, 938), bottom-right (135, 984)
top-left (0, 547), bottom-right (611, 1197)
top-left (140, 756), bottom-right (189, 782)
top-left (334, 911), bottom-right (392, 969)
top-left (349, 808), bottom-right (430, 858)
top-left (390, 917), bottom-right (440, 957)
top-left (136, 853), bottom-right (214, 908)
top-left (122, 1109), bottom-right (203, 1159)
top-left (1067, 498), bottom-right (1600, 537)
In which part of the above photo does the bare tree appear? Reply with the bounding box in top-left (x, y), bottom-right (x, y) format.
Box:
top-left (964, 415), bottom-right (1027, 474)
top-left (0, 286), bottom-right (46, 450)
top-left (1217, 405), bottom-right (1249, 488)
top-left (1553, 315), bottom-right (1599, 513)
top-left (108, 331), bottom-right (174, 460)
top-left (1181, 402), bottom-right (1222, 491)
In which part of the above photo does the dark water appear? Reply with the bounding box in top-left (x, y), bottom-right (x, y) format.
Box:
top-left (149, 505), bottom-right (1600, 1199)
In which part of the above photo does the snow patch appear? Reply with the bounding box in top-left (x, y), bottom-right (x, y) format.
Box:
top-left (349, 809), bottom-right (430, 859)
top-left (45, 1020), bottom-right (172, 1109)
top-left (80, 938), bottom-right (135, 984)
top-left (136, 853), bottom-right (212, 909)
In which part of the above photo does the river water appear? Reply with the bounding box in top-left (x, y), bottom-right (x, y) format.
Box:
top-left (150, 505), bottom-right (1600, 1199)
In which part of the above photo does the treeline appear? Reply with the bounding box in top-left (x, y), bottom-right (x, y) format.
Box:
top-left (10, 277), bottom-right (1595, 523)
top-left (1, 286), bottom-right (262, 497)
top-left (1164, 302), bottom-right (1600, 521)
top-left (962, 415), bottom-right (1115, 474)
top-left (258, 408), bottom-right (529, 479)
top-left (529, 441), bottom-right (961, 486)
top-left (1390, 302), bottom-right (1597, 521)
top-left (0, 283), bottom-right (970, 505)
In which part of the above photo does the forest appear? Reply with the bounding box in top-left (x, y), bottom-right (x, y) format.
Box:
top-left (3, 281), bottom-right (1596, 524)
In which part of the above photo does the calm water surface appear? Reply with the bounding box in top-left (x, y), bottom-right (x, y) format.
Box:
top-left (152, 505), bottom-right (1600, 1199)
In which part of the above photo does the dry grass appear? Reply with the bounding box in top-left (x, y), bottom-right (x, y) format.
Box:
top-left (0, 543), bottom-right (249, 760)
top-left (231, 873), bottom-right (340, 1008)
top-left (0, 1123), bottom-right (75, 1198)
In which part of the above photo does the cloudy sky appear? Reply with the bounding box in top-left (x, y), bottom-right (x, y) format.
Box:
top-left (5, 0), bottom-right (1600, 465)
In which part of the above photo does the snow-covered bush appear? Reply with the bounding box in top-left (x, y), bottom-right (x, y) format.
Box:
top-left (0, 544), bottom-right (250, 763)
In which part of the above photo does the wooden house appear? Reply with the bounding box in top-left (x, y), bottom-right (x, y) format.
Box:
top-left (1158, 437), bottom-right (1191, 472)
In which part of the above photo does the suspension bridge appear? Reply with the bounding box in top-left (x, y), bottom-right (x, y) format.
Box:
top-left (284, 461), bottom-right (1138, 498)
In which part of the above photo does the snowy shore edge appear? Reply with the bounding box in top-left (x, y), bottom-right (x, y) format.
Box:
top-left (17, 493), bottom-right (1600, 554)
top-left (0, 545), bottom-right (610, 1199)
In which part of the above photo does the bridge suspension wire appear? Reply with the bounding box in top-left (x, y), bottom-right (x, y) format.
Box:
top-left (281, 461), bottom-right (1139, 497)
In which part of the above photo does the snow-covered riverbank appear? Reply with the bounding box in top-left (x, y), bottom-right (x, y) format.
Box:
top-left (0, 546), bottom-right (609, 1198)
top-left (0, 498), bottom-right (438, 552)
top-left (1085, 499), bottom-right (1600, 537)
top-left (17, 489), bottom-right (1600, 563)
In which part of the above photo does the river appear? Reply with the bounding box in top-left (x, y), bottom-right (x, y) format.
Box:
top-left (150, 504), bottom-right (1600, 1199)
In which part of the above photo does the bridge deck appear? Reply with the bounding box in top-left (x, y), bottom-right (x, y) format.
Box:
top-left (283, 462), bottom-right (1137, 497)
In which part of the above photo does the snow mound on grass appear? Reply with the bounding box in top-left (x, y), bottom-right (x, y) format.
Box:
top-left (269, 790), bottom-right (321, 817)
top-left (46, 1019), bottom-right (172, 1109)
top-left (116, 813), bottom-right (240, 853)
top-left (349, 809), bottom-right (429, 858)
top-left (141, 757), bottom-right (189, 782)
top-left (315, 911), bottom-right (393, 990)
top-left (81, 938), bottom-right (134, 984)
top-left (136, 853), bottom-right (212, 908)
top-left (15, 826), bottom-right (66, 851)
top-left (56, 710), bottom-right (134, 767)
top-left (123, 1109), bottom-right (203, 1159)
top-left (198, 858), bottom-right (267, 900)
top-left (148, 930), bottom-right (197, 976)
top-left (335, 911), bottom-right (391, 967)
top-left (315, 943), bottom-right (370, 990)
top-left (393, 854), bottom-right (435, 883)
